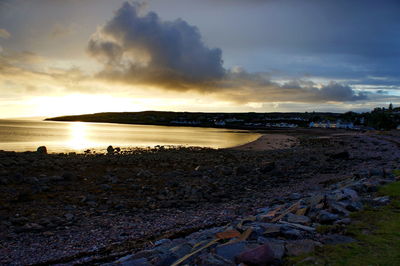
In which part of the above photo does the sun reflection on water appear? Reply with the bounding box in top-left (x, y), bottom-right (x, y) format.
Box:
top-left (68, 122), bottom-right (90, 150)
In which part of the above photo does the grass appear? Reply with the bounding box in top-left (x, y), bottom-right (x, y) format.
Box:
top-left (286, 181), bottom-right (400, 266)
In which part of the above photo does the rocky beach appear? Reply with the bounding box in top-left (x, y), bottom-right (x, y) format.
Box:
top-left (1, 129), bottom-right (400, 265)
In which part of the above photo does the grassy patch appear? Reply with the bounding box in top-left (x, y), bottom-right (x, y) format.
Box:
top-left (287, 181), bottom-right (400, 265)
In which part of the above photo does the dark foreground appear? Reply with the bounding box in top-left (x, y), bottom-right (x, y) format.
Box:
top-left (1, 129), bottom-right (400, 265)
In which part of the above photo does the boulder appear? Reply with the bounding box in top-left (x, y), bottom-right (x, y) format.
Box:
top-left (235, 244), bottom-right (275, 266)
top-left (36, 146), bottom-right (47, 154)
top-left (317, 210), bottom-right (339, 224)
top-left (107, 145), bottom-right (114, 154)
top-left (216, 241), bottom-right (247, 262)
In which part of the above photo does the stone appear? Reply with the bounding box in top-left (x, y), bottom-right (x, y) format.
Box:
top-left (373, 196), bottom-right (390, 205)
top-left (307, 193), bottom-right (325, 207)
top-left (344, 201), bottom-right (363, 212)
top-left (114, 255), bottom-right (150, 266)
top-left (170, 243), bottom-right (191, 259)
top-left (155, 254), bottom-right (178, 265)
top-left (21, 223), bottom-right (44, 232)
top-left (281, 228), bottom-right (302, 239)
top-left (199, 254), bottom-right (228, 265)
top-left (36, 146), bottom-right (47, 154)
top-left (317, 210), bottom-right (339, 224)
top-left (216, 229), bottom-right (241, 239)
top-left (257, 237), bottom-right (285, 260)
top-left (328, 202), bottom-right (350, 216)
top-left (64, 213), bottom-right (74, 221)
top-left (154, 239), bottom-right (172, 246)
top-left (261, 224), bottom-right (282, 237)
top-left (216, 241), bottom-right (247, 262)
top-left (285, 213), bottom-right (311, 225)
top-left (285, 240), bottom-right (319, 256)
top-left (235, 244), bottom-right (275, 265)
top-left (334, 218), bottom-right (352, 225)
top-left (107, 145), bottom-right (114, 154)
top-left (342, 188), bottom-right (359, 201)
top-left (289, 193), bottom-right (302, 200)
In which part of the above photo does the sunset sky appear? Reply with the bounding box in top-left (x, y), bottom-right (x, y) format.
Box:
top-left (1, 0), bottom-right (399, 118)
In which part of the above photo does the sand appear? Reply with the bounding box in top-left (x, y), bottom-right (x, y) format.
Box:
top-left (231, 134), bottom-right (299, 151)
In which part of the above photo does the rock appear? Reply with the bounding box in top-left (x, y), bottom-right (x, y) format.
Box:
top-left (289, 193), bottom-right (302, 200)
top-left (342, 188), bottom-right (359, 201)
top-left (344, 201), bottom-right (363, 212)
top-left (199, 254), bottom-right (229, 265)
top-left (21, 223), bottom-right (44, 232)
top-left (64, 213), bottom-right (74, 221)
top-left (327, 202), bottom-right (350, 216)
top-left (113, 255), bottom-right (150, 266)
top-left (154, 254), bottom-right (178, 265)
top-left (36, 146), bottom-right (47, 154)
top-left (170, 243), bottom-right (191, 259)
top-left (262, 224), bottom-right (282, 237)
top-left (154, 239), bottom-right (172, 246)
top-left (281, 228), bottom-right (302, 239)
top-left (307, 193), bottom-right (325, 206)
top-left (373, 196), bottom-right (390, 205)
top-left (235, 244), bottom-right (275, 265)
top-left (334, 218), bottom-right (352, 225)
top-left (285, 213), bottom-right (311, 225)
top-left (285, 239), bottom-right (319, 256)
top-left (216, 241), bottom-right (247, 262)
top-left (216, 229), bottom-right (241, 239)
top-left (107, 145), bottom-right (114, 154)
top-left (317, 210), bottom-right (339, 224)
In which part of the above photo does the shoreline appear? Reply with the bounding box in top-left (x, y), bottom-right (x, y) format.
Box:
top-left (229, 133), bottom-right (299, 151)
top-left (2, 130), bottom-right (400, 264)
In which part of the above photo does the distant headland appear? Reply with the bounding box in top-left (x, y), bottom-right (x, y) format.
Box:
top-left (45, 106), bottom-right (400, 130)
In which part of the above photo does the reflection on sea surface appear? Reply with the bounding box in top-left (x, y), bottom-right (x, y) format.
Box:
top-left (0, 119), bottom-right (261, 152)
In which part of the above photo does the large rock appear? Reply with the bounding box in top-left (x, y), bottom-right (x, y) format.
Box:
top-left (107, 145), bottom-right (114, 154)
top-left (215, 241), bottom-right (247, 262)
top-left (36, 146), bottom-right (47, 154)
top-left (235, 244), bottom-right (275, 265)
top-left (317, 210), bottom-right (339, 224)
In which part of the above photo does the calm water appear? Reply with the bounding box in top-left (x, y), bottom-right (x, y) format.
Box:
top-left (0, 119), bottom-right (261, 152)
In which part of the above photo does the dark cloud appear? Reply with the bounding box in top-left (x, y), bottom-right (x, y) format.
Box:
top-left (88, 1), bottom-right (369, 104)
top-left (88, 1), bottom-right (225, 90)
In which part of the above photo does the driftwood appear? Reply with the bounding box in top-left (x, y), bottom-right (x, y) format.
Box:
top-left (271, 201), bottom-right (301, 223)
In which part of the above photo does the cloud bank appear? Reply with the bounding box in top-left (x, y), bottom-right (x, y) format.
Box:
top-left (0, 28), bottom-right (10, 39)
top-left (87, 1), bottom-right (368, 104)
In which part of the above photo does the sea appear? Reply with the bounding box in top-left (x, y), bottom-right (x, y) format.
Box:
top-left (0, 119), bottom-right (261, 153)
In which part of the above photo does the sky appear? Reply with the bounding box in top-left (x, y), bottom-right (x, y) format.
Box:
top-left (0, 0), bottom-right (399, 118)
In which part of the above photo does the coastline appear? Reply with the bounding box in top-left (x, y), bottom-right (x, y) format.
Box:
top-left (229, 133), bottom-right (299, 151)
